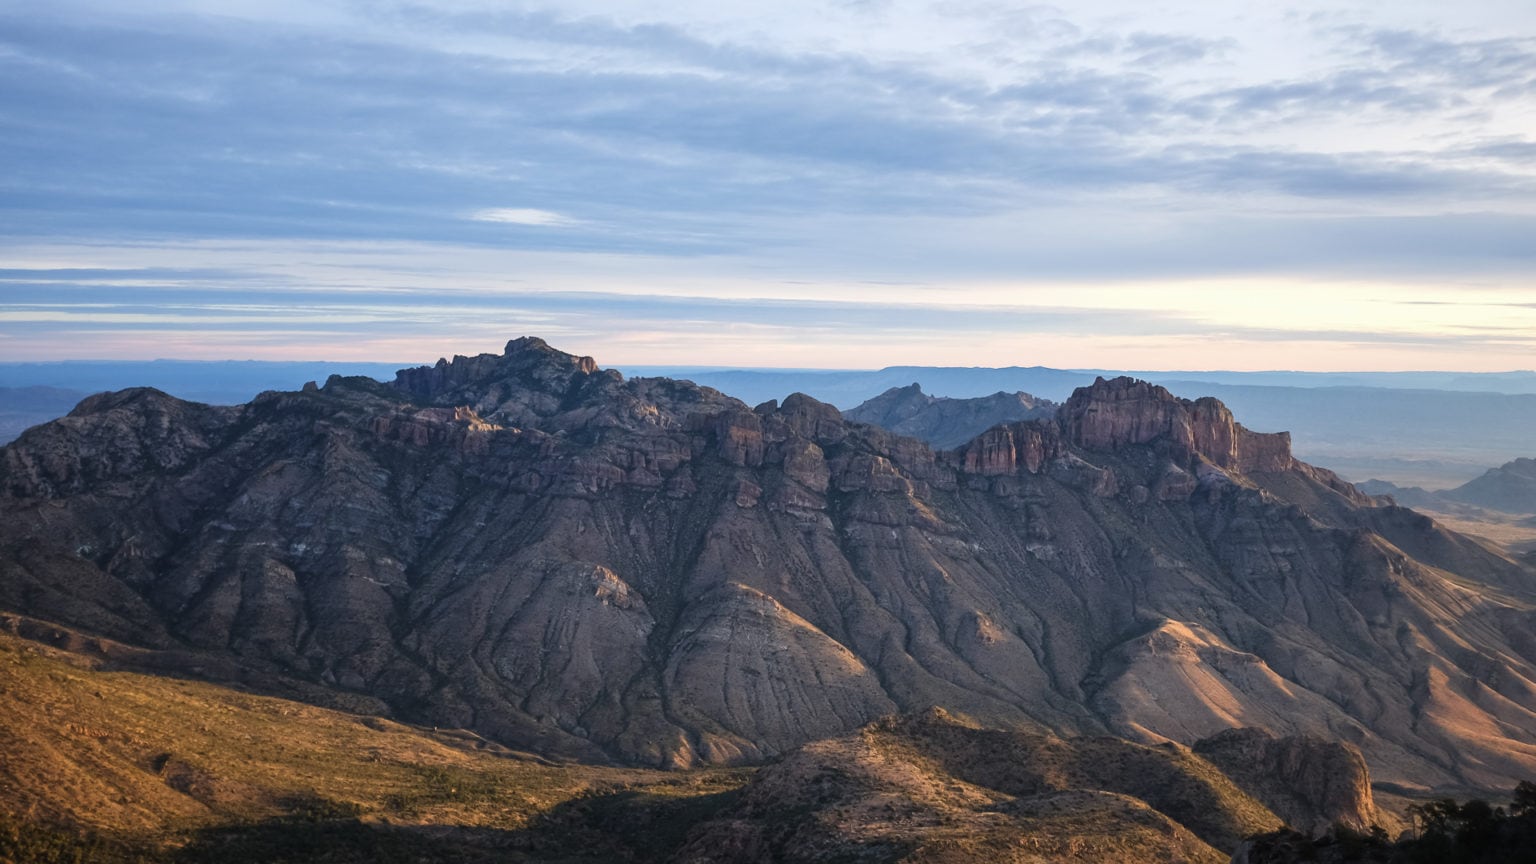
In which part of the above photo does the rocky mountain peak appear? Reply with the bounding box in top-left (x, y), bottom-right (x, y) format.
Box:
top-left (502, 335), bottom-right (599, 374)
top-left (1061, 376), bottom-right (1293, 473)
top-left (389, 336), bottom-right (609, 426)
top-left (840, 383), bottom-right (932, 427)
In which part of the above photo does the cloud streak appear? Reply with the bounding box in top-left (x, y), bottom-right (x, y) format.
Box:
top-left (1, 1), bottom-right (1534, 368)
top-left (469, 208), bottom-right (583, 227)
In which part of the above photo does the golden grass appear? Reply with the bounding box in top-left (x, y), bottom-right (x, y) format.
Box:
top-left (0, 631), bottom-right (747, 859)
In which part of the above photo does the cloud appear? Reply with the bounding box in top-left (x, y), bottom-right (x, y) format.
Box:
top-left (1, 1), bottom-right (1534, 368)
top-left (468, 208), bottom-right (582, 227)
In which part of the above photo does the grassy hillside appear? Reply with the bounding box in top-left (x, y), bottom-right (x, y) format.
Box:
top-left (0, 631), bottom-right (1356, 863)
top-left (0, 631), bottom-right (748, 862)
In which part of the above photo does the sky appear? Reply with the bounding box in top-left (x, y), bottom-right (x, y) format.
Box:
top-left (1, 0), bottom-right (1535, 370)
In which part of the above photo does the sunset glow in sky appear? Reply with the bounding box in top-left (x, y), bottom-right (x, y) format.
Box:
top-left (3, 1), bottom-right (1535, 369)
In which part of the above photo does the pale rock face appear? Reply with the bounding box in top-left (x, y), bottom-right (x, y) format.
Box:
top-left (2, 339), bottom-right (1535, 789)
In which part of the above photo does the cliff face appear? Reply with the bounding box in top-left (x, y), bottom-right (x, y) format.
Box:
top-left (1059, 377), bottom-right (1293, 474)
top-left (2, 339), bottom-right (1535, 788)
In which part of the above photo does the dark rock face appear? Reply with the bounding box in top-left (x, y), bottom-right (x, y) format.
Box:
top-left (1193, 728), bottom-right (1377, 836)
top-left (2, 339), bottom-right (1535, 787)
top-left (843, 383), bottom-right (1057, 450)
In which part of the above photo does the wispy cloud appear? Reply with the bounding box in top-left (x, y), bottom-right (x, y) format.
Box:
top-left (0, 1), bottom-right (1533, 368)
top-left (468, 208), bottom-right (582, 227)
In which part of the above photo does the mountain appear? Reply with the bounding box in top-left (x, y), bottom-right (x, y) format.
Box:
top-left (1360, 458), bottom-right (1536, 519)
top-left (842, 383), bottom-right (1057, 449)
top-left (1356, 462), bottom-right (1536, 556)
top-left (3, 337), bottom-right (1535, 793)
top-left (8, 361), bottom-right (1536, 489)
top-left (1444, 457), bottom-right (1536, 515)
top-left (1355, 479), bottom-right (1444, 511)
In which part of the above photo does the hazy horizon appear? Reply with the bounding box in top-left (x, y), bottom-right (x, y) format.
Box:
top-left (4, 353), bottom-right (1536, 376)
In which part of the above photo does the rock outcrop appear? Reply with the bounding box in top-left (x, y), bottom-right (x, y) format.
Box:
top-left (1060, 377), bottom-right (1293, 473)
top-left (1193, 728), bottom-right (1378, 836)
top-left (2, 338), bottom-right (1535, 789)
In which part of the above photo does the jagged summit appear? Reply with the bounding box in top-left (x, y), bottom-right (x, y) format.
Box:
top-left (390, 337), bottom-right (607, 419)
top-left (2, 338), bottom-right (1534, 788)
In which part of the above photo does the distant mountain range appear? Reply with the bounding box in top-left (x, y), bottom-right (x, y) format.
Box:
top-left (7, 360), bottom-right (1532, 489)
top-left (0, 385), bottom-right (88, 445)
top-left (4, 338), bottom-right (1535, 795)
top-left (631, 366), bottom-right (1536, 489)
top-left (0, 360), bottom-right (407, 404)
top-left (1361, 457), bottom-right (1536, 517)
top-left (623, 366), bottom-right (1536, 404)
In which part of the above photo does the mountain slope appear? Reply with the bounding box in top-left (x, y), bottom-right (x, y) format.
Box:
top-left (2, 337), bottom-right (1534, 790)
top-left (1445, 457), bottom-right (1536, 514)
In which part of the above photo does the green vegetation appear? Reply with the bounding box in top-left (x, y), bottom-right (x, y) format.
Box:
top-left (1397, 782), bottom-right (1536, 863)
top-left (1244, 783), bottom-right (1536, 863)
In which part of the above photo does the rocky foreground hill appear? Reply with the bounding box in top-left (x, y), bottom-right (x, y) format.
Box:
top-left (0, 631), bottom-right (1374, 864)
top-left (3, 337), bottom-right (1535, 794)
